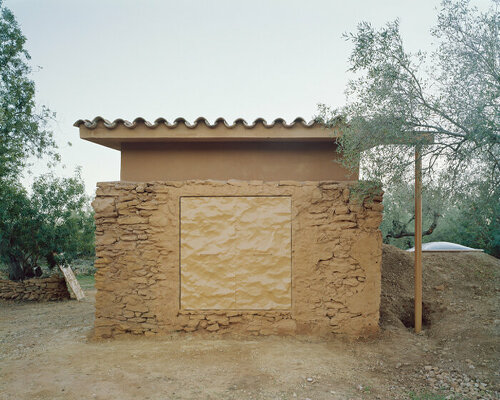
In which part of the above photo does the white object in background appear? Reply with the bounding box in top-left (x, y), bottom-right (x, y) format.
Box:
top-left (407, 241), bottom-right (483, 252)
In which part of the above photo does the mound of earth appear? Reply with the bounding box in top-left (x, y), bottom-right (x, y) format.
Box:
top-left (381, 244), bottom-right (499, 382)
top-left (381, 244), bottom-right (499, 330)
top-left (381, 244), bottom-right (429, 329)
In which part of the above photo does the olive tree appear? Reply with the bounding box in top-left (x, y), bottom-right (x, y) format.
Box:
top-left (0, 1), bottom-right (95, 279)
top-left (0, 0), bottom-right (56, 181)
top-left (0, 171), bottom-right (94, 281)
top-left (316, 0), bottom-right (499, 251)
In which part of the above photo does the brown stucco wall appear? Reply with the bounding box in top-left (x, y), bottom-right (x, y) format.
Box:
top-left (120, 142), bottom-right (357, 182)
top-left (92, 180), bottom-right (382, 339)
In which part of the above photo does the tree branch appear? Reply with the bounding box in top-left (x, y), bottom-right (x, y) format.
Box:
top-left (386, 211), bottom-right (441, 239)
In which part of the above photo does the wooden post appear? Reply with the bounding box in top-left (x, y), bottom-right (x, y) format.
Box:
top-left (414, 145), bottom-right (423, 333)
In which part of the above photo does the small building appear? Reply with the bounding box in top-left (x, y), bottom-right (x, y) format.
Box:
top-left (76, 117), bottom-right (383, 338)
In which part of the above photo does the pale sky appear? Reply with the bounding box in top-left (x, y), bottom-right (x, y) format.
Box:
top-left (5, 0), bottom-right (492, 195)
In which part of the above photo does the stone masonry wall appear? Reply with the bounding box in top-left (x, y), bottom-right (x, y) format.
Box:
top-left (92, 180), bottom-right (383, 339)
top-left (0, 275), bottom-right (70, 301)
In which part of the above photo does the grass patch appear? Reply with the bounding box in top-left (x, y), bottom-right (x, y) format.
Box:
top-left (76, 274), bottom-right (95, 290)
top-left (71, 258), bottom-right (96, 275)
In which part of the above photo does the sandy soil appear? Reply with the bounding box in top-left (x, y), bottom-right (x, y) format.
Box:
top-left (0, 247), bottom-right (498, 400)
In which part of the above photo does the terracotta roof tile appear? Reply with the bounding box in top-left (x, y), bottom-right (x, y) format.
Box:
top-left (73, 116), bottom-right (319, 130)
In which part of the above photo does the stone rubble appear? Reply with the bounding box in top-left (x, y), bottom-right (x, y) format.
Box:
top-left (422, 366), bottom-right (498, 399)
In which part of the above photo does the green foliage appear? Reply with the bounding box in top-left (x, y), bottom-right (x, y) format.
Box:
top-left (0, 0), bottom-right (57, 181)
top-left (381, 181), bottom-right (446, 248)
top-left (0, 170), bottom-right (94, 280)
top-left (317, 0), bottom-right (499, 189)
top-left (316, 0), bottom-right (499, 255)
top-left (76, 274), bottom-right (95, 290)
top-left (0, 1), bottom-right (94, 280)
top-left (382, 178), bottom-right (500, 257)
top-left (347, 180), bottom-right (383, 203)
top-left (430, 180), bottom-right (500, 257)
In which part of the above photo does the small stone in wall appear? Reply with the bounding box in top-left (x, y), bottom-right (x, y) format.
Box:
top-left (206, 323), bottom-right (220, 331)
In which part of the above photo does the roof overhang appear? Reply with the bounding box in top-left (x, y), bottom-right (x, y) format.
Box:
top-left (75, 117), bottom-right (341, 151)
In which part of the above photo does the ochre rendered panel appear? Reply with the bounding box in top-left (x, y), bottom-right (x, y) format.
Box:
top-left (120, 142), bottom-right (357, 182)
top-left (180, 196), bottom-right (292, 310)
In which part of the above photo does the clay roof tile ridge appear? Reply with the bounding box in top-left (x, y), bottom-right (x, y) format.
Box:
top-left (74, 117), bottom-right (319, 129)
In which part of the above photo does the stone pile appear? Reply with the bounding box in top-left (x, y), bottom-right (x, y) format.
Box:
top-left (0, 275), bottom-right (70, 301)
top-left (423, 366), bottom-right (497, 399)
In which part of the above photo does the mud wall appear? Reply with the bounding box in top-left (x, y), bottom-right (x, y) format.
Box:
top-left (92, 180), bottom-right (383, 339)
top-left (180, 196), bottom-right (292, 310)
top-left (0, 275), bottom-right (70, 301)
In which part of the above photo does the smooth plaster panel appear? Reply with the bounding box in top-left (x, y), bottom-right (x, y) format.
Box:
top-left (120, 142), bottom-right (357, 182)
top-left (180, 196), bottom-right (292, 310)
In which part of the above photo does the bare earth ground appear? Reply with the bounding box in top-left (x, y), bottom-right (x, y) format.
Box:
top-left (0, 246), bottom-right (498, 400)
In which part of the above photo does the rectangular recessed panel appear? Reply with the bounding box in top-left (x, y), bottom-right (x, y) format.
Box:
top-left (180, 196), bottom-right (291, 310)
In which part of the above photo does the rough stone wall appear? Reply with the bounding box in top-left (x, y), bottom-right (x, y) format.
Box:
top-left (92, 180), bottom-right (383, 339)
top-left (0, 275), bottom-right (70, 301)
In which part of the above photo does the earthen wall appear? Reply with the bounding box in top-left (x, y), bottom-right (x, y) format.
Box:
top-left (92, 180), bottom-right (383, 338)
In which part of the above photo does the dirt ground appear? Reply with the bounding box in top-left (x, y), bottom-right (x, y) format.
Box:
top-left (0, 246), bottom-right (498, 400)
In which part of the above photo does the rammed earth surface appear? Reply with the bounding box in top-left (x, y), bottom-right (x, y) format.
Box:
top-left (92, 180), bottom-right (383, 339)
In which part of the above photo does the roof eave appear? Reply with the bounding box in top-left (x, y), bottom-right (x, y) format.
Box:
top-left (77, 117), bottom-right (342, 151)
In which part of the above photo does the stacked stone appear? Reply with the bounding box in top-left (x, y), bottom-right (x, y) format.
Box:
top-left (92, 180), bottom-right (382, 339)
top-left (176, 311), bottom-right (296, 335)
top-left (93, 182), bottom-right (174, 338)
top-left (0, 275), bottom-right (70, 301)
top-left (311, 183), bottom-right (383, 336)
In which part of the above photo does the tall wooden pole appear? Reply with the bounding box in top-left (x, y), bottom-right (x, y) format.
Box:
top-left (414, 145), bottom-right (423, 333)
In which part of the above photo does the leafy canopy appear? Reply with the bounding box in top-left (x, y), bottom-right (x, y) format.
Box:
top-left (316, 0), bottom-right (499, 191)
top-left (0, 170), bottom-right (94, 281)
top-left (381, 179), bottom-right (500, 256)
top-left (0, 0), bottom-right (56, 181)
top-left (316, 0), bottom-right (499, 254)
top-left (0, 1), bottom-right (94, 280)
